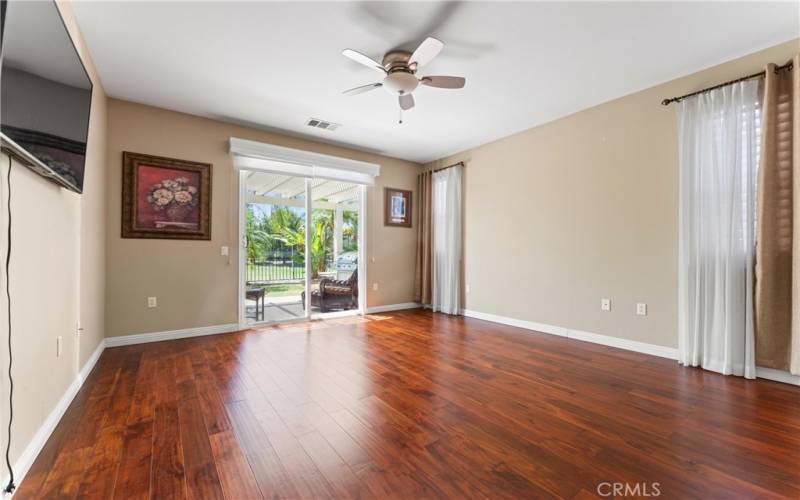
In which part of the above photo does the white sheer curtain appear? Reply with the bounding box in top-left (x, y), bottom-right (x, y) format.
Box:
top-left (432, 165), bottom-right (463, 314)
top-left (677, 79), bottom-right (761, 379)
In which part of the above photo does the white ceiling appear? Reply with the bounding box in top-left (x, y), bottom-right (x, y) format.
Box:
top-left (71, 1), bottom-right (799, 164)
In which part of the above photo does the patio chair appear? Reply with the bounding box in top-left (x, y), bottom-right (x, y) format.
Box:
top-left (303, 269), bottom-right (358, 312)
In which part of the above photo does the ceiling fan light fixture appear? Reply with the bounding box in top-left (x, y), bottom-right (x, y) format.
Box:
top-left (341, 36), bottom-right (465, 114)
top-left (382, 71), bottom-right (419, 95)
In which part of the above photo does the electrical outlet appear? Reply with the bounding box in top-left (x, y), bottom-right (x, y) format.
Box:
top-left (147, 296), bottom-right (157, 308)
top-left (56, 336), bottom-right (62, 358)
top-left (636, 303), bottom-right (647, 316)
top-left (372, 283), bottom-right (379, 291)
top-left (601, 298), bottom-right (611, 311)
top-left (221, 246), bottom-right (229, 256)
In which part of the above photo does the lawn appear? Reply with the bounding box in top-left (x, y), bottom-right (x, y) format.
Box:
top-left (261, 282), bottom-right (306, 297)
top-left (247, 263), bottom-right (306, 297)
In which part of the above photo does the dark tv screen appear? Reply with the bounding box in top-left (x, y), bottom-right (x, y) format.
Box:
top-left (1, 0), bottom-right (93, 193)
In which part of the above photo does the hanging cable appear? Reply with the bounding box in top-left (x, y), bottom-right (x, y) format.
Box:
top-left (3, 155), bottom-right (13, 494)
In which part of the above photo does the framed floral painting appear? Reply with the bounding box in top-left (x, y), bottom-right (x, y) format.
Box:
top-left (121, 152), bottom-right (212, 239)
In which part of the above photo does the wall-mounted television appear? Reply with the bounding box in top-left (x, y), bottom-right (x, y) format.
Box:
top-left (0, 0), bottom-right (93, 194)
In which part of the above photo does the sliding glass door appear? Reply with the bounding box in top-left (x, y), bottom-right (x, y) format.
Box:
top-left (241, 171), bottom-right (364, 325)
top-left (309, 180), bottom-right (361, 317)
top-left (243, 172), bottom-right (308, 324)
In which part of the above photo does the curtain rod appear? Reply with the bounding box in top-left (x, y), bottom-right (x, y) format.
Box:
top-left (433, 161), bottom-right (464, 173)
top-left (661, 61), bottom-right (793, 106)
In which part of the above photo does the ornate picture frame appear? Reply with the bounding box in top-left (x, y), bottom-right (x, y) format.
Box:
top-left (121, 151), bottom-right (212, 240)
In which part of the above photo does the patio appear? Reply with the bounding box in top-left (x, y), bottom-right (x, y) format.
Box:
top-left (245, 295), bottom-right (305, 323)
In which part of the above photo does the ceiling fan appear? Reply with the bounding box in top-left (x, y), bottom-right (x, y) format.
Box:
top-left (341, 37), bottom-right (466, 121)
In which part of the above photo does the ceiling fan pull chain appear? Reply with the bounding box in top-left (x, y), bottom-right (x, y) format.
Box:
top-left (399, 108), bottom-right (403, 124)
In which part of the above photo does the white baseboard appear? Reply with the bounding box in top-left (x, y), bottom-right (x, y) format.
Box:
top-left (105, 323), bottom-right (240, 348)
top-left (462, 309), bottom-right (678, 360)
top-left (78, 338), bottom-right (105, 384)
top-left (756, 367), bottom-right (800, 386)
top-left (565, 327), bottom-right (679, 359)
top-left (462, 309), bottom-right (800, 387)
top-left (2, 339), bottom-right (106, 496)
top-left (365, 302), bottom-right (421, 314)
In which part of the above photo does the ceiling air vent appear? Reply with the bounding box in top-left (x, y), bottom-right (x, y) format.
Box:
top-left (306, 118), bottom-right (341, 131)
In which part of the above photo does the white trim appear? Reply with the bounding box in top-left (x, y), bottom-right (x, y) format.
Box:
top-left (462, 309), bottom-right (800, 387)
top-left (357, 185), bottom-right (367, 315)
top-left (229, 137), bottom-right (380, 185)
top-left (304, 178), bottom-right (312, 316)
top-left (567, 327), bottom-right (680, 359)
top-left (78, 339), bottom-right (105, 384)
top-left (246, 194), bottom-right (357, 212)
top-left (461, 309), bottom-right (570, 338)
top-left (237, 170), bottom-right (247, 328)
top-left (462, 309), bottom-right (678, 360)
top-left (756, 367), bottom-right (800, 386)
top-left (2, 339), bottom-right (105, 495)
top-left (366, 302), bottom-right (421, 314)
top-left (105, 323), bottom-right (240, 348)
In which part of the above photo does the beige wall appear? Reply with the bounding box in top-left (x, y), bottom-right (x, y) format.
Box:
top-left (105, 99), bottom-right (420, 337)
top-left (0, 0), bottom-right (107, 476)
top-left (430, 39), bottom-right (799, 349)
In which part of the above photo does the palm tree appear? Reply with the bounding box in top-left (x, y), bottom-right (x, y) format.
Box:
top-left (246, 207), bottom-right (272, 263)
top-left (267, 206), bottom-right (303, 235)
top-left (271, 209), bottom-right (334, 278)
top-left (342, 210), bottom-right (358, 251)
top-left (309, 211), bottom-right (334, 277)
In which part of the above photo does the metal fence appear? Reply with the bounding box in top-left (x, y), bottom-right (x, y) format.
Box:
top-left (246, 244), bottom-right (335, 284)
top-left (247, 244), bottom-right (304, 283)
top-left (247, 262), bottom-right (305, 284)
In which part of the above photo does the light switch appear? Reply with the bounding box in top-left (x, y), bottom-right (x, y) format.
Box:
top-left (221, 246), bottom-right (229, 256)
top-left (147, 297), bottom-right (157, 308)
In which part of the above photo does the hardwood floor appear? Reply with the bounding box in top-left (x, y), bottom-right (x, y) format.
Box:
top-left (15, 309), bottom-right (800, 499)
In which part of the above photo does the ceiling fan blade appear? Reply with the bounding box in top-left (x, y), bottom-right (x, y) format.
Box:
top-left (409, 37), bottom-right (444, 68)
top-left (342, 49), bottom-right (386, 73)
top-left (343, 82), bottom-right (383, 95)
top-left (399, 93), bottom-right (415, 110)
top-left (420, 75), bottom-right (465, 89)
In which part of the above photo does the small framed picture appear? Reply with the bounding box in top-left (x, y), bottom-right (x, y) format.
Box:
top-left (122, 151), bottom-right (212, 239)
top-left (384, 188), bottom-right (412, 227)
